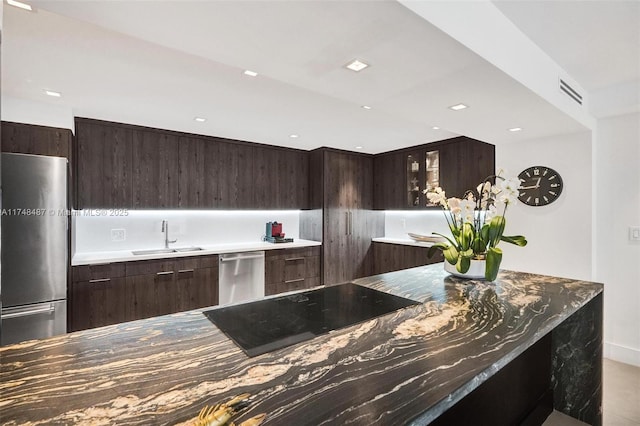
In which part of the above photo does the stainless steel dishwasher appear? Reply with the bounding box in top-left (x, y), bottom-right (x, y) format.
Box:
top-left (219, 251), bottom-right (265, 305)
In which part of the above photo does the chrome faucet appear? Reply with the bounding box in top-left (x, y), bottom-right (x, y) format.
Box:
top-left (161, 220), bottom-right (177, 248)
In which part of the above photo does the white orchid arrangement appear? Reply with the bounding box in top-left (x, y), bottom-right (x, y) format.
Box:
top-left (425, 170), bottom-right (527, 281)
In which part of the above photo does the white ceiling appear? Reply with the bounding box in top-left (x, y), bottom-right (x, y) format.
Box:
top-left (3, 0), bottom-right (633, 154)
top-left (493, 0), bottom-right (640, 93)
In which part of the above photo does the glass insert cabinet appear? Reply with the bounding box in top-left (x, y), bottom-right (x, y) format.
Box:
top-left (374, 136), bottom-right (495, 210)
top-left (406, 150), bottom-right (440, 207)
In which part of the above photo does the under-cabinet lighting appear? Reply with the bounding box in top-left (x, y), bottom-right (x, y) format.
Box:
top-left (355, 146), bottom-right (363, 150)
top-left (194, 117), bottom-right (207, 122)
top-left (508, 127), bottom-right (523, 132)
top-left (7, 0), bottom-right (32, 11)
top-left (345, 59), bottom-right (369, 72)
top-left (243, 70), bottom-right (258, 77)
top-left (448, 103), bottom-right (468, 111)
top-left (289, 134), bottom-right (299, 138)
top-left (44, 90), bottom-right (61, 97)
top-left (432, 126), bottom-right (440, 130)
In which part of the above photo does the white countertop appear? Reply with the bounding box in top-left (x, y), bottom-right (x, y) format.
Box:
top-left (372, 237), bottom-right (438, 247)
top-left (72, 239), bottom-right (322, 266)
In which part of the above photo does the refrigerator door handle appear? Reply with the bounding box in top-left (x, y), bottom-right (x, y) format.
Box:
top-left (2, 303), bottom-right (55, 319)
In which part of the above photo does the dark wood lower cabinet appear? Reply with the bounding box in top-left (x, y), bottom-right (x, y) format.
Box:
top-left (70, 255), bottom-right (219, 332)
top-left (70, 277), bottom-right (127, 330)
top-left (265, 247), bottom-right (320, 296)
top-left (372, 242), bottom-right (444, 275)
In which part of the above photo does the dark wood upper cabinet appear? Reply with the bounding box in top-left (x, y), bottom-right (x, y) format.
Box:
top-left (132, 130), bottom-right (180, 208)
top-left (373, 136), bottom-right (495, 209)
top-left (74, 118), bottom-right (309, 210)
top-left (75, 119), bottom-right (133, 208)
top-left (1, 121), bottom-right (73, 159)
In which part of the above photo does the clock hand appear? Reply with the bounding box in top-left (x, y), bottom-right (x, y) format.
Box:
top-left (520, 178), bottom-right (542, 190)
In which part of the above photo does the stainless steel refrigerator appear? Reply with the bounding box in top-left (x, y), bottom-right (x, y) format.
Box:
top-left (1, 153), bottom-right (68, 346)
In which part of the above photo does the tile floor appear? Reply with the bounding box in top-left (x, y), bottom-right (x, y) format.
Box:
top-left (543, 358), bottom-right (640, 426)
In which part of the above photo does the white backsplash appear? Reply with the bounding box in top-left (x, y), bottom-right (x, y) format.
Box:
top-left (383, 210), bottom-right (449, 239)
top-left (73, 210), bottom-right (301, 253)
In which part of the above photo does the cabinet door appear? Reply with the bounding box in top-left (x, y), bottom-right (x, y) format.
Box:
top-left (252, 145), bottom-right (279, 209)
top-left (372, 242), bottom-right (444, 275)
top-left (131, 130), bottom-right (179, 208)
top-left (1, 121), bottom-right (72, 159)
top-left (216, 141), bottom-right (254, 208)
top-left (373, 151), bottom-right (404, 210)
top-left (76, 120), bottom-right (133, 208)
top-left (175, 267), bottom-right (219, 311)
top-left (69, 277), bottom-right (127, 331)
top-left (178, 136), bottom-right (206, 208)
top-left (126, 274), bottom-right (161, 321)
top-left (277, 149), bottom-right (309, 209)
top-left (438, 138), bottom-right (495, 199)
top-left (322, 151), bottom-right (378, 285)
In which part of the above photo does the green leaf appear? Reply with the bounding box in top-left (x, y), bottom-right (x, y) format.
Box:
top-left (488, 216), bottom-right (506, 247)
top-left (485, 246), bottom-right (503, 281)
top-left (480, 223), bottom-right (490, 243)
top-left (433, 232), bottom-right (460, 249)
top-left (501, 235), bottom-right (528, 247)
top-left (460, 222), bottom-right (474, 250)
top-left (427, 242), bottom-right (450, 258)
top-left (471, 237), bottom-right (486, 255)
top-left (456, 255), bottom-right (471, 273)
top-left (459, 248), bottom-right (474, 259)
top-left (443, 245), bottom-right (459, 265)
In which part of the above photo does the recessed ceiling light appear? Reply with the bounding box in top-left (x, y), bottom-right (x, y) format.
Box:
top-left (44, 90), bottom-right (61, 97)
top-left (361, 105), bottom-right (372, 110)
top-left (289, 134), bottom-right (299, 138)
top-left (432, 126), bottom-right (440, 130)
top-left (345, 59), bottom-right (369, 72)
top-left (194, 117), bottom-right (206, 122)
top-left (355, 146), bottom-right (363, 150)
top-left (448, 103), bottom-right (468, 111)
top-left (7, 0), bottom-right (32, 11)
top-left (508, 127), bottom-right (523, 132)
top-left (243, 70), bottom-right (258, 77)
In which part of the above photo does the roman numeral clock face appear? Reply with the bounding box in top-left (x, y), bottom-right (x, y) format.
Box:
top-left (517, 166), bottom-right (563, 206)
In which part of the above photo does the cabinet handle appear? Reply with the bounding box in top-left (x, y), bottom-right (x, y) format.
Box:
top-left (345, 211), bottom-right (349, 235)
top-left (285, 257), bottom-right (305, 262)
top-left (284, 278), bottom-right (305, 284)
top-left (156, 271), bottom-right (174, 276)
top-left (88, 278), bottom-right (111, 283)
top-left (178, 269), bottom-right (195, 273)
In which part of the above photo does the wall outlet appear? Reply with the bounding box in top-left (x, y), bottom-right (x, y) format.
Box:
top-left (111, 228), bottom-right (126, 242)
top-left (630, 226), bottom-right (640, 242)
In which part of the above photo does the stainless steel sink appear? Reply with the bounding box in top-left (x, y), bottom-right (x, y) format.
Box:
top-left (173, 247), bottom-right (203, 253)
top-left (132, 247), bottom-right (203, 255)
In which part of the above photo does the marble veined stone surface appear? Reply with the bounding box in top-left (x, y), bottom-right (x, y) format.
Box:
top-left (0, 264), bottom-right (603, 425)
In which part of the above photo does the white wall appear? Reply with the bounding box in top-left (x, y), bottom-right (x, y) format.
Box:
top-left (73, 210), bottom-right (301, 254)
top-left (496, 131), bottom-right (593, 281)
top-left (595, 112), bottom-right (640, 366)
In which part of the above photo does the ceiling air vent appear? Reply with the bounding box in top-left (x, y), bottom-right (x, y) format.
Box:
top-left (559, 78), bottom-right (583, 105)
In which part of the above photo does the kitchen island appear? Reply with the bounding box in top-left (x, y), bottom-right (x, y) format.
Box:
top-left (0, 264), bottom-right (602, 425)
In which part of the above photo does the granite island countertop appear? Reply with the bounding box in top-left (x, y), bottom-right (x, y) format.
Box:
top-left (0, 264), bottom-right (603, 425)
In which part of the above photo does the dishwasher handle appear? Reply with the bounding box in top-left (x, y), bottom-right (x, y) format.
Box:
top-left (220, 254), bottom-right (265, 262)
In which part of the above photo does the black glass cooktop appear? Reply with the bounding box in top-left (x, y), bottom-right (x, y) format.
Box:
top-left (203, 283), bottom-right (420, 357)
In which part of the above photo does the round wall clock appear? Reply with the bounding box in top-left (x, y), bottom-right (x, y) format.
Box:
top-left (517, 166), bottom-right (563, 206)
